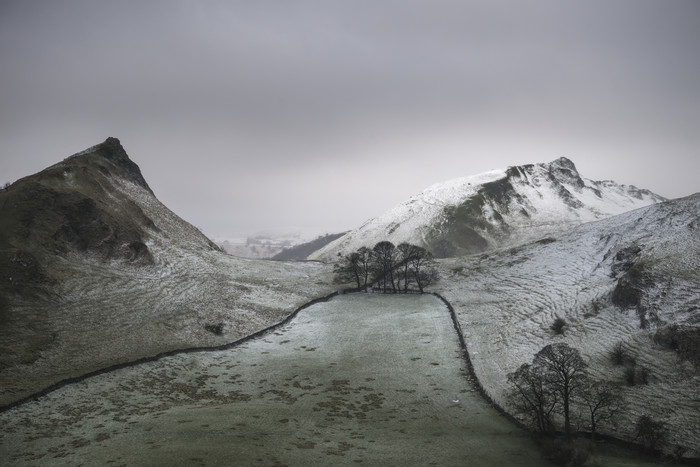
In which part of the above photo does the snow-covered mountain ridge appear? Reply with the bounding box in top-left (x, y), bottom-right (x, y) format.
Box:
top-left (309, 157), bottom-right (665, 260)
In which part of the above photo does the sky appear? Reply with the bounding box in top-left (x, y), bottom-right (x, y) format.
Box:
top-left (1, 1), bottom-right (699, 239)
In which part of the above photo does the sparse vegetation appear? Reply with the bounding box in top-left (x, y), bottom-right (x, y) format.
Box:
top-left (634, 414), bottom-right (668, 453)
top-left (204, 323), bottom-right (224, 335)
top-left (609, 341), bottom-right (629, 366)
top-left (547, 439), bottom-right (599, 467)
top-left (654, 324), bottom-right (700, 367)
top-left (550, 316), bottom-right (567, 335)
top-left (624, 362), bottom-right (650, 386)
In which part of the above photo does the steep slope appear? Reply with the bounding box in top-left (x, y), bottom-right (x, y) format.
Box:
top-left (309, 158), bottom-right (665, 260)
top-left (438, 193), bottom-right (700, 456)
top-left (272, 232), bottom-right (346, 261)
top-left (0, 138), bottom-right (334, 406)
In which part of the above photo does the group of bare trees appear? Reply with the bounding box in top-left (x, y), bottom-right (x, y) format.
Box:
top-left (507, 343), bottom-right (625, 441)
top-left (334, 241), bottom-right (438, 293)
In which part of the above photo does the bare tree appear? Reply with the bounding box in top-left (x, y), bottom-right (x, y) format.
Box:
top-left (396, 243), bottom-right (421, 292)
top-left (408, 246), bottom-right (437, 293)
top-left (333, 251), bottom-right (363, 289)
top-left (372, 241), bottom-right (397, 293)
top-left (579, 379), bottom-right (625, 441)
top-left (534, 343), bottom-right (588, 440)
top-left (356, 246), bottom-right (373, 291)
top-left (507, 363), bottom-right (558, 434)
top-left (334, 242), bottom-right (438, 294)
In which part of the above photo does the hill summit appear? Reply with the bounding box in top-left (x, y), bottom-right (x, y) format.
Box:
top-left (309, 158), bottom-right (665, 260)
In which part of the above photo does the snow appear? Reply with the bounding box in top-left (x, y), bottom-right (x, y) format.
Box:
top-left (309, 159), bottom-right (665, 260)
top-left (436, 194), bottom-right (700, 456)
top-left (0, 177), bottom-right (337, 406)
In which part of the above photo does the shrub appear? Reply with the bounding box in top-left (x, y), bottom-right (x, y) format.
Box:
top-left (654, 325), bottom-right (700, 367)
top-left (551, 316), bottom-right (567, 335)
top-left (549, 439), bottom-right (599, 467)
top-left (624, 362), bottom-right (650, 386)
top-left (624, 363), bottom-right (637, 386)
top-left (637, 366), bottom-right (650, 385)
top-left (204, 322), bottom-right (224, 335)
top-left (654, 325), bottom-right (680, 350)
top-left (634, 414), bottom-right (668, 452)
top-left (609, 341), bottom-right (627, 366)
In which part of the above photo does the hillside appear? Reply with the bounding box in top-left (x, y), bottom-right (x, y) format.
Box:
top-left (272, 232), bottom-right (346, 261)
top-left (0, 138), bottom-right (335, 406)
top-left (437, 193), bottom-right (700, 456)
top-left (309, 158), bottom-right (665, 260)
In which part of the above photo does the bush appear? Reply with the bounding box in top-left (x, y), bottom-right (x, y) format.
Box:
top-left (624, 364), bottom-right (636, 385)
top-left (637, 366), bottom-right (650, 385)
top-left (548, 439), bottom-right (600, 467)
top-left (634, 414), bottom-right (668, 452)
top-left (654, 325), bottom-right (700, 367)
top-left (204, 322), bottom-right (224, 335)
top-left (551, 316), bottom-right (567, 335)
top-left (654, 325), bottom-right (680, 350)
top-left (609, 341), bottom-right (628, 366)
top-left (623, 362), bottom-right (649, 386)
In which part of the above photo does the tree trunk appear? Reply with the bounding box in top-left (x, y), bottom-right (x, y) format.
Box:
top-left (564, 386), bottom-right (571, 440)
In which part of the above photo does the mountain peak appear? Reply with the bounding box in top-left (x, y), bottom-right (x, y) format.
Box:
top-left (66, 137), bottom-right (152, 193)
top-left (542, 156), bottom-right (585, 189)
top-left (548, 156), bottom-right (577, 170)
top-left (309, 157), bottom-right (666, 260)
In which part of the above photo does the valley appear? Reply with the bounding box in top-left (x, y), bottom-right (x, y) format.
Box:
top-left (1, 294), bottom-right (549, 466)
top-left (1, 139), bottom-right (697, 464)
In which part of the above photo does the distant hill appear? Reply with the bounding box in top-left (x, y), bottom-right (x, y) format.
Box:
top-left (309, 157), bottom-right (665, 260)
top-left (272, 232), bottom-right (346, 261)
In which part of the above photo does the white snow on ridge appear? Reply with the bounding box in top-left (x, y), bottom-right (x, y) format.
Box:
top-left (309, 158), bottom-right (664, 260)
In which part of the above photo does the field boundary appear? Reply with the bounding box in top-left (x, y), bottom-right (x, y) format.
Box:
top-left (0, 290), bottom-right (340, 413)
top-left (432, 292), bottom-right (700, 465)
top-left (431, 292), bottom-right (528, 430)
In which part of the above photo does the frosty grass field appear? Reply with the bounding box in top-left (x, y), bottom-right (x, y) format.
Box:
top-left (2, 293), bottom-right (687, 466)
top-left (2, 294), bottom-right (550, 466)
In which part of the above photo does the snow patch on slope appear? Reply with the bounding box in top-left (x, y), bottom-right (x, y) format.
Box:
top-left (438, 194), bottom-right (700, 455)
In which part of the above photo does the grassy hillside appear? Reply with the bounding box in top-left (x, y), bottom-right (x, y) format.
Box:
top-left (0, 139), bottom-right (335, 406)
top-left (438, 194), bottom-right (700, 457)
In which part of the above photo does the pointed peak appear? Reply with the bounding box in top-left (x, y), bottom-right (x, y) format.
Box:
top-left (548, 157), bottom-right (578, 172)
top-left (67, 137), bottom-right (152, 193)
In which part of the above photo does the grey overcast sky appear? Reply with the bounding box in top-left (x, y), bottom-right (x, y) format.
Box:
top-left (1, 1), bottom-right (699, 237)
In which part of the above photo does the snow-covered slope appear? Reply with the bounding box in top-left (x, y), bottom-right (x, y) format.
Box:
top-left (309, 158), bottom-right (665, 260)
top-left (0, 138), bottom-right (335, 406)
top-left (438, 193), bottom-right (700, 456)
